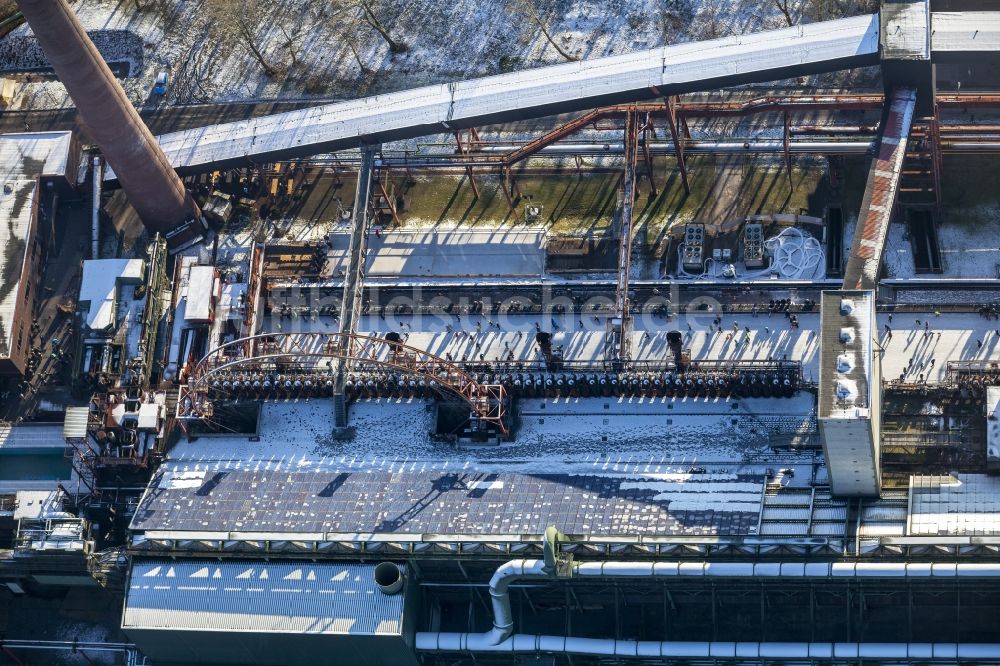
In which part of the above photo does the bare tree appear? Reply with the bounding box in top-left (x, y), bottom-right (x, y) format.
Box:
top-left (358, 0), bottom-right (407, 54)
top-left (278, 24), bottom-right (304, 66)
top-left (515, 0), bottom-right (578, 62)
top-left (803, 0), bottom-right (876, 23)
top-left (316, 1), bottom-right (407, 58)
top-left (773, 0), bottom-right (794, 26)
top-left (203, 0), bottom-right (280, 76)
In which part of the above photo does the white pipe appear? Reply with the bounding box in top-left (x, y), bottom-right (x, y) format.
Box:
top-left (414, 636), bottom-right (1000, 659)
top-left (483, 559), bottom-right (551, 645)
top-left (92, 155), bottom-right (101, 259)
top-left (416, 559), bottom-right (1000, 655)
top-left (472, 141), bottom-right (872, 156)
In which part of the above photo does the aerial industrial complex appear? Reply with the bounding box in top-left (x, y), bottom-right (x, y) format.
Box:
top-left (3, 0), bottom-right (1000, 663)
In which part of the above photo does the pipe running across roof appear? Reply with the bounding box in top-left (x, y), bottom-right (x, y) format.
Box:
top-left (416, 558), bottom-right (1000, 656)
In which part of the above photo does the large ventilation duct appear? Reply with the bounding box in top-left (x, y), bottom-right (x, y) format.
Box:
top-left (16, 0), bottom-right (202, 248)
top-left (416, 559), bottom-right (1000, 656)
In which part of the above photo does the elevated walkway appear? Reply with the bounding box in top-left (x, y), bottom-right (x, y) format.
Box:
top-left (843, 88), bottom-right (917, 290)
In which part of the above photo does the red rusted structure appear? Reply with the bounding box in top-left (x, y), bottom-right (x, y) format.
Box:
top-left (181, 332), bottom-right (509, 435)
top-left (843, 87), bottom-right (917, 290)
top-left (17, 0), bottom-right (201, 246)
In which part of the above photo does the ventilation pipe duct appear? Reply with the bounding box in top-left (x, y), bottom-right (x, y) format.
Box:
top-left (91, 155), bottom-right (101, 259)
top-left (415, 637), bottom-right (1000, 659)
top-left (16, 0), bottom-right (202, 248)
top-left (415, 559), bottom-right (1000, 656)
top-left (374, 562), bottom-right (404, 595)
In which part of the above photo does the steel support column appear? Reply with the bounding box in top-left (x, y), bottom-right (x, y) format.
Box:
top-left (783, 109), bottom-right (793, 190)
top-left (454, 130), bottom-right (481, 199)
top-left (641, 113), bottom-right (658, 196)
top-left (500, 168), bottom-right (520, 223)
top-left (664, 97), bottom-right (690, 194)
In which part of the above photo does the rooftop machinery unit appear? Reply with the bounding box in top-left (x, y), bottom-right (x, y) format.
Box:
top-left (682, 223), bottom-right (706, 272)
top-left (743, 222), bottom-right (765, 268)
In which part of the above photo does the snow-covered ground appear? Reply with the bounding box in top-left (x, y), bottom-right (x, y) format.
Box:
top-left (3, 0), bottom-right (868, 110)
top-left (883, 213), bottom-right (1000, 279)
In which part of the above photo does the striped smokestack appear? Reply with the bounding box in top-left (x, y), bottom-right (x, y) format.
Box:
top-left (16, 0), bottom-right (201, 245)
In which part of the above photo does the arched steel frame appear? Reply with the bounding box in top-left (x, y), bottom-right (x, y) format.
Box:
top-left (182, 332), bottom-right (508, 434)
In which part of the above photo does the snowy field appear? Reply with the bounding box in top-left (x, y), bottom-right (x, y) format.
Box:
top-left (3, 0), bottom-right (871, 110)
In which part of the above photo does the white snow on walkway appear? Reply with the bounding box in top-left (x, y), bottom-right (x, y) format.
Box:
top-left (258, 310), bottom-right (1000, 384)
top-left (883, 215), bottom-right (1000, 279)
top-left (167, 392), bottom-right (817, 470)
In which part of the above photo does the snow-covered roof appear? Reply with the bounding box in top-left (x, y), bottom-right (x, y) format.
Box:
top-left (0, 134), bottom-right (93, 356)
top-left (0, 178), bottom-right (36, 358)
top-left (932, 11), bottom-right (1000, 54)
top-left (909, 474), bottom-right (1000, 536)
top-left (13, 490), bottom-right (53, 520)
top-left (324, 229), bottom-right (546, 278)
top-left (0, 132), bottom-right (73, 182)
top-left (183, 265), bottom-right (215, 323)
top-left (137, 402), bottom-right (160, 431)
top-left (79, 258), bottom-right (145, 331)
top-left (881, 0), bottom-right (930, 60)
top-left (819, 290), bottom-right (874, 419)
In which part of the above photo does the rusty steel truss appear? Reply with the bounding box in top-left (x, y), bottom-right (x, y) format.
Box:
top-left (179, 332), bottom-right (508, 435)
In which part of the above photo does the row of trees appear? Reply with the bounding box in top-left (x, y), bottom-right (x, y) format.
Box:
top-left (773, 0), bottom-right (879, 26)
top-left (133, 0), bottom-right (876, 92)
top-left (199, 0), bottom-right (407, 77)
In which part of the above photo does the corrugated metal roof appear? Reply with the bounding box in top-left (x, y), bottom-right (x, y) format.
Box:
top-left (0, 132), bottom-right (73, 181)
top-left (123, 560), bottom-right (405, 635)
top-left (63, 407), bottom-right (90, 440)
top-left (0, 424), bottom-right (67, 451)
top-left (0, 179), bottom-right (36, 358)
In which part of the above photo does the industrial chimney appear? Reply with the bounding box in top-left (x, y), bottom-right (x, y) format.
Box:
top-left (16, 0), bottom-right (203, 248)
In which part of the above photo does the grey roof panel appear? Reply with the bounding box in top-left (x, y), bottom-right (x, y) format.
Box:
top-left (123, 559), bottom-right (404, 635)
top-left (130, 464), bottom-right (764, 538)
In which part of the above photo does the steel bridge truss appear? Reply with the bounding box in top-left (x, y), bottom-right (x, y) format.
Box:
top-left (177, 332), bottom-right (508, 435)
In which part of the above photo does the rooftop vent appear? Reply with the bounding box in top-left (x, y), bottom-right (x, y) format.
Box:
top-left (837, 353), bottom-right (854, 373)
top-left (840, 298), bottom-right (854, 316)
top-left (836, 380), bottom-right (855, 402)
top-left (374, 562), bottom-right (403, 595)
top-left (840, 327), bottom-right (855, 344)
